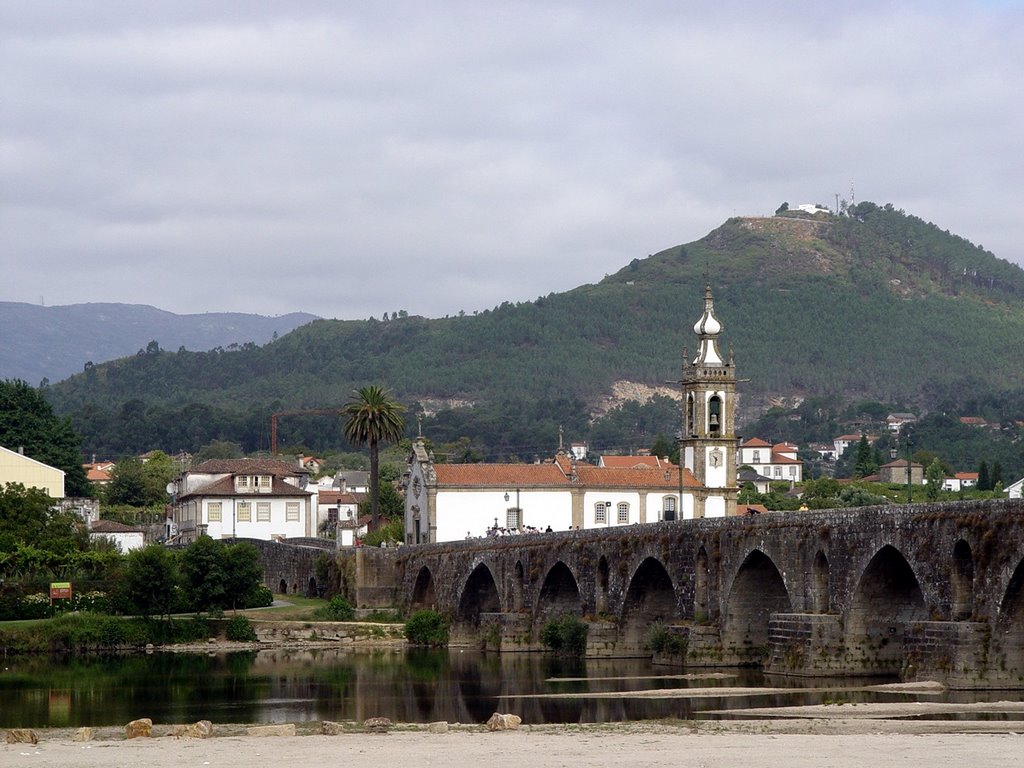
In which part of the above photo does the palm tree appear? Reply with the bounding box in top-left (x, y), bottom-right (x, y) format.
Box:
top-left (342, 386), bottom-right (406, 532)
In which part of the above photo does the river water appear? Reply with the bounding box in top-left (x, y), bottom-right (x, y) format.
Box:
top-left (2, 649), bottom-right (1021, 729)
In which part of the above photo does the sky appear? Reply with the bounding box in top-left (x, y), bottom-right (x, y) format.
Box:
top-left (1, 2), bottom-right (1021, 320)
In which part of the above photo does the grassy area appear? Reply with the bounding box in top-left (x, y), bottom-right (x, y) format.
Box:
top-left (237, 594), bottom-right (327, 622)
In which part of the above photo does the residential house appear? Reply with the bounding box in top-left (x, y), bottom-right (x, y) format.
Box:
top-left (404, 440), bottom-right (701, 544)
top-left (317, 489), bottom-right (362, 536)
top-left (959, 416), bottom-right (989, 428)
top-left (942, 472), bottom-right (979, 493)
top-left (0, 444), bottom-right (65, 498)
top-left (737, 466), bottom-right (773, 495)
top-left (737, 438), bottom-right (803, 484)
top-left (833, 433), bottom-right (879, 459)
top-left (168, 458), bottom-right (317, 544)
top-left (886, 413), bottom-right (918, 434)
top-left (1005, 477), bottom-right (1023, 500)
top-left (89, 519), bottom-right (145, 552)
top-left (83, 460), bottom-right (114, 486)
top-left (879, 459), bottom-right (924, 485)
top-left (298, 455), bottom-right (324, 474)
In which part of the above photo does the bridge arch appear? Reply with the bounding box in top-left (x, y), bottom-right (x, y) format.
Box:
top-left (846, 545), bottom-right (927, 674)
top-left (951, 539), bottom-right (974, 621)
top-left (996, 556), bottom-right (1024, 675)
top-left (411, 565), bottom-right (436, 610)
top-left (456, 562), bottom-right (503, 627)
top-left (621, 556), bottom-right (677, 650)
top-left (722, 549), bottom-right (791, 662)
top-left (535, 561), bottom-right (581, 620)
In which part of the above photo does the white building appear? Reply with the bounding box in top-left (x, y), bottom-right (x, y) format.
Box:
top-left (168, 458), bottom-right (317, 543)
top-left (738, 438), bottom-right (803, 483)
top-left (942, 472), bottom-right (979, 493)
top-left (1006, 477), bottom-right (1023, 500)
top-left (89, 519), bottom-right (146, 552)
top-left (404, 446), bottom-right (699, 544)
top-left (0, 444), bottom-right (65, 498)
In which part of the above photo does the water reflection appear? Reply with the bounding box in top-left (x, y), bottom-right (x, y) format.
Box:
top-left (1, 650), bottom-right (1022, 729)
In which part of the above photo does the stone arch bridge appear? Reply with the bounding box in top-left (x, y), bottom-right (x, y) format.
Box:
top-left (386, 499), bottom-right (1024, 688)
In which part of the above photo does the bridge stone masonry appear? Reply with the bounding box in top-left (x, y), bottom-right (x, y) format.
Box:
top-left (378, 498), bottom-right (1024, 689)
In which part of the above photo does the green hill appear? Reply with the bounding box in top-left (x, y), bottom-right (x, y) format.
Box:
top-left (43, 203), bottom-right (1024, 459)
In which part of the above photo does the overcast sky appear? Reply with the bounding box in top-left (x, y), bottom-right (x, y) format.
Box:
top-left (2, 2), bottom-right (1021, 320)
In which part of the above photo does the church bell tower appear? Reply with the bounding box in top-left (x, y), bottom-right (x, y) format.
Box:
top-left (679, 284), bottom-right (738, 517)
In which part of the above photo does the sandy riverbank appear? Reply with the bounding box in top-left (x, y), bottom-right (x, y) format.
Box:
top-left (5, 720), bottom-right (1024, 768)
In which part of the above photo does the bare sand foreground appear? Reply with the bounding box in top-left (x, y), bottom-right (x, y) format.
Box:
top-left (5, 721), bottom-right (1024, 768)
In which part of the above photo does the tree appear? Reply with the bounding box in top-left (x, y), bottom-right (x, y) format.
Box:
top-left (977, 461), bottom-right (991, 491)
top-left (124, 545), bottom-right (178, 618)
top-left (342, 386), bottom-right (406, 531)
top-left (180, 536), bottom-right (228, 611)
top-left (0, 483), bottom-right (86, 554)
top-left (853, 436), bottom-right (877, 479)
top-left (222, 542), bottom-right (262, 610)
top-left (925, 458), bottom-right (945, 501)
top-left (0, 379), bottom-right (89, 496)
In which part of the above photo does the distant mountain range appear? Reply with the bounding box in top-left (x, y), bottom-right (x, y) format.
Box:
top-left (0, 303), bottom-right (318, 385)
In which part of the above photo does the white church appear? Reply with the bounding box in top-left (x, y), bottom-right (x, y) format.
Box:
top-left (403, 286), bottom-right (740, 544)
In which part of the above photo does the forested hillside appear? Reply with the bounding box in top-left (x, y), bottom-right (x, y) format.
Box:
top-left (43, 203), bottom-right (1024, 463)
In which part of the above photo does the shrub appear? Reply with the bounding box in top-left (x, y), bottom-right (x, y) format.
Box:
top-left (314, 594), bottom-right (355, 621)
top-left (225, 616), bottom-right (258, 642)
top-left (404, 610), bottom-right (449, 646)
top-left (645, 622), bottom-right (686, 655)
top-left (242, 585), bottom-right (274, 609)
top-left (540, 614), bottom-right (589, 657)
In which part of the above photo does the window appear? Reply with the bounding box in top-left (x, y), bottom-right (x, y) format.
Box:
top-left (208, 502), bottom-right (222, 522)
top-left (774, 466), bottom-right (782, 478)
top-left (595, 502), bottom-right (607, 524)
top-left (506, 507), bottom-right (521, 531)
top-left (789, 466), bottom-right (797, 477)
top-left (286, 502), bottom-right (300, 522)
top-left (257, 502), bottom-right (271, 522)
top-left (237, 502), bottom-right (251, 522)
top-left (237, 476), bottom-right (249, 489)
top-left (617, 502), bottom-right (629, 524)
top-left (752, 450), bottom-right (761, 464)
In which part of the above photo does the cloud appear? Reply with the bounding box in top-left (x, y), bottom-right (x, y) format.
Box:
top-left (1, 2), bottom-right (1021, 318)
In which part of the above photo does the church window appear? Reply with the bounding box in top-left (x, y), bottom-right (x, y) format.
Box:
top-left (617, 502), bottom-right (629, 524)
top-left (595, 503), bottom-right (607, 524)
top-left (506, 507), bottom-right (521, 531)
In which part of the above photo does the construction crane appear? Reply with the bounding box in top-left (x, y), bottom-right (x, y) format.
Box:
top-left (270, 408), bottom-right (346, 455)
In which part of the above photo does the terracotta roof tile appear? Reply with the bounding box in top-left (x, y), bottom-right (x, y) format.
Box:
top-left (190, 458), bottom-right (305, 476)
top-left (740, 438), bottom-right (772, 447)
top-left (180, 475), bottom-right (314, 499)
top-left (434, 463), bottom-right (569, 487)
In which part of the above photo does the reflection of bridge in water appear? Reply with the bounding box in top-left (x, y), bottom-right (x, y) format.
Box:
top-left (251, 498), bottom-right (1024, 689)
